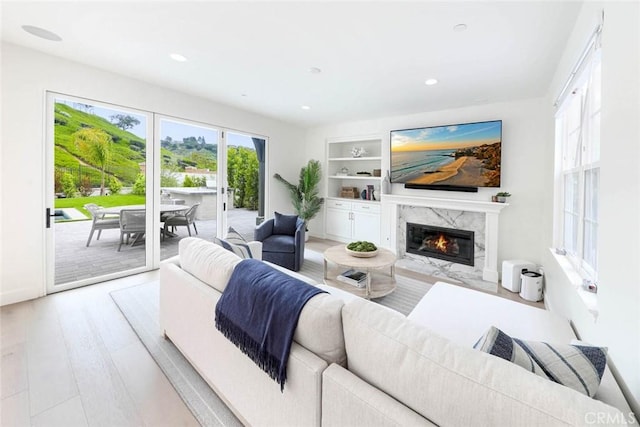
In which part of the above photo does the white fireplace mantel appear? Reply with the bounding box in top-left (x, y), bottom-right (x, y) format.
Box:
top-left (380, 194), bottom-right (508, 283)
top-left (380, 194), bottom-right (509, 214)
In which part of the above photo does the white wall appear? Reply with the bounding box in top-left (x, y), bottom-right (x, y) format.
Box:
top-left (543, 1), bottom-right (640, 413)
top-left (305, 97), bottom-right (554, 267)
top-left (0, 43), bottom-right (304, 305)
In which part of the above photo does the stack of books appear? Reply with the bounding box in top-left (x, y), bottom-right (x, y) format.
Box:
top-left (364, 184), bottom-right (375, 201)
top-left (336, 269), bottom-right (368, 288)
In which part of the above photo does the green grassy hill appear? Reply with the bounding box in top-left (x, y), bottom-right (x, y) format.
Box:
top-left (53, 103), bottom-right (260, 209)
top-left (54, 103), bottom-right (178, 185)
top-left (54, 104), bottom-right (254, 200)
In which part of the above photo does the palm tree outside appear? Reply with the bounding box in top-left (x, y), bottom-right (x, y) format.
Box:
top-left (74, 127), bottom-right (112, 196)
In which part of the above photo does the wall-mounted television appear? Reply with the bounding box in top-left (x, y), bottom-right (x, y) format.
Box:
top-left (390, 120), bottom-right (502, 191)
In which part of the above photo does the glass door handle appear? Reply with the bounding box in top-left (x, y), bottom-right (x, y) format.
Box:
top-left (46, 208), bottom-right (57, 229)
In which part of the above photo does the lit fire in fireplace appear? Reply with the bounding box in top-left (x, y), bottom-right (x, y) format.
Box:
top-left (434, 234), bottom-right (448, 252)
top-left (420, 233), bottom-right (460, 255)
top-left (407, 222), bottom-right (474, 266)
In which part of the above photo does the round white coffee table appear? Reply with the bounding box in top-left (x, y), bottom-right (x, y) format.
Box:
top-left (323, 245), bottom-right (397, 299)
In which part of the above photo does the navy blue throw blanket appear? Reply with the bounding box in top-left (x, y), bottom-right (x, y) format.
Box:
top-left (214, 259), bottom-right (325, 391)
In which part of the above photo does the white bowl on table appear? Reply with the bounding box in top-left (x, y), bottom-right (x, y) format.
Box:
top-left (345, 247), bottom-right (378, 258)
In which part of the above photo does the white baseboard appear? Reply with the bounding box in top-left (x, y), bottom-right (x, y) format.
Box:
top-left (0, 287), bottom-right (42, 306)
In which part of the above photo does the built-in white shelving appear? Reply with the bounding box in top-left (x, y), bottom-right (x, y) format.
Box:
top-left (325, 134), bottom-right (383, 201)
top-left (324, 135), bottom-right (383, 243)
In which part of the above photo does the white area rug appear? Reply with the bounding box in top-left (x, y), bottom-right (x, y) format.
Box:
top-left (110, 248), bottom-right (434, 425)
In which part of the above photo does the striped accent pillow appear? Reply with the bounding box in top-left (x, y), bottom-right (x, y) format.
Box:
top-left (226, 226), bottom-right (247, 245)
top-left (474, 326), bottom-right (607, 397)
top-left (213, 238), bottom-right (253, 259)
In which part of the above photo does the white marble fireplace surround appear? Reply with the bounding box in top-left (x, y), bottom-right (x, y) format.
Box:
top-left (381, 195), bottom-right (508, 291)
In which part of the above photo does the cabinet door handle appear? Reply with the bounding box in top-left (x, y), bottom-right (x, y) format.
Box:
top-left (361, 206), bottom-right (370, 209)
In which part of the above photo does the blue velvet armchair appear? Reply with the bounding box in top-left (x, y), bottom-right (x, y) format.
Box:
top-left (254, 214), bottom-right (305, 271)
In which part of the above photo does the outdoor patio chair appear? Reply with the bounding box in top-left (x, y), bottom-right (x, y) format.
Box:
top-left (163, 203), bottom-right (200, 237)
top-left (118, 209), bottom-right (147, 251)
top-left (84, 203), bottom-right (120, 247)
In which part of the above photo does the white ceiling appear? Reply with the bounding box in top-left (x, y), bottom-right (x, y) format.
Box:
top-left (1, 1), bottom-right (581, 127)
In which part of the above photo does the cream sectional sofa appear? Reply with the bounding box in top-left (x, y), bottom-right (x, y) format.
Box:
top-left (323, 296), bottom-right (629, 426)
top-left (160, 238), bottom-right (346, 426)
top-left (160, 238), bottom-right (628, 426)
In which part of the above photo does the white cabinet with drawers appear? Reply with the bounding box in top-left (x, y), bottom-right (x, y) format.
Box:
top-left (325, 198), bottom-right (381, 245)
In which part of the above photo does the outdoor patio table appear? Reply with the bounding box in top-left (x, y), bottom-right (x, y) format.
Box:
top-left (97, 204), bottom-right (190, 242)
top-left (97, 204), bottom-right (189, 216)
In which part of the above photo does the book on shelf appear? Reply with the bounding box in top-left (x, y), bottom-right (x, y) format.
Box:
top-left (336, 269), bottom-right (368, 288)
top-left (366, 184), bottom-right (375, 201)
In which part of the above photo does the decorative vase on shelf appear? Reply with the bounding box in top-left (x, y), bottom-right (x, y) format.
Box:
top-left (381, 171), bottom-right (391, 194)
top-left (351, 147), bottom-right (366, 158)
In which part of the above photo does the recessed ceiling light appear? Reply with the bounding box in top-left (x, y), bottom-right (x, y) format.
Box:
top-left (22, 25), bottom-right (62, 42)
top-left (425, 78), bottom-right (439, 86)
top-left (301, 105), bottom-right (311, 110)
top-left (169, 53), bottom-right (187, 62)
top-left (309, 67), bottom-right (322, 74)
top-left (453, 23), bottom-right (468, 32)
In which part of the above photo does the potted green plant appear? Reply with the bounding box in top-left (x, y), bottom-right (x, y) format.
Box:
top-left (496, 192), bottom-right (511, 203)
top-left (274, 159), bottom-right (325, 237)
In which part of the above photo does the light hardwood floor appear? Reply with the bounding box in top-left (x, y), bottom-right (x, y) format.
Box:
top-left (1, 271), bottom-right (199, 427)
top-left (0, 238), bottom-right (339, 427)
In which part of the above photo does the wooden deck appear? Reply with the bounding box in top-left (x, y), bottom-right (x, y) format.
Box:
top-left (54, 208), bottom-right (259, 285)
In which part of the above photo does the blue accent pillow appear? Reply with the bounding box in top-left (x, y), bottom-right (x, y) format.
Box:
top-left (273, 212), bottom-right (298, 236)
top-left (474, 326), bottom-right (607, 397)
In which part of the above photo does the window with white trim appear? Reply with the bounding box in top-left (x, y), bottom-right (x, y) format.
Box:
top-left (554, 48), bottom-right (601, 282)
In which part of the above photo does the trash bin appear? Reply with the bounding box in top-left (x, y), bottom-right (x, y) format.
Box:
top-left (501, 260), bottom-right (536, 292)
top-left (520, 271), bottom-right (544, 302)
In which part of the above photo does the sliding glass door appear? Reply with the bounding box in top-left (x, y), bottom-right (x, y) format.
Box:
top-left (46, 93), bottom-right (155, 293)
top-left (45, 95), bottom-right (269, 293)
top-left (158, 117), bottom-right (221, 260)
top-left (156, 124), bottom-right (268, 247)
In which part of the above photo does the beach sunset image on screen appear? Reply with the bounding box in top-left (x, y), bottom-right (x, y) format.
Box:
top-left (390, 120), bottom-right (502, 187)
